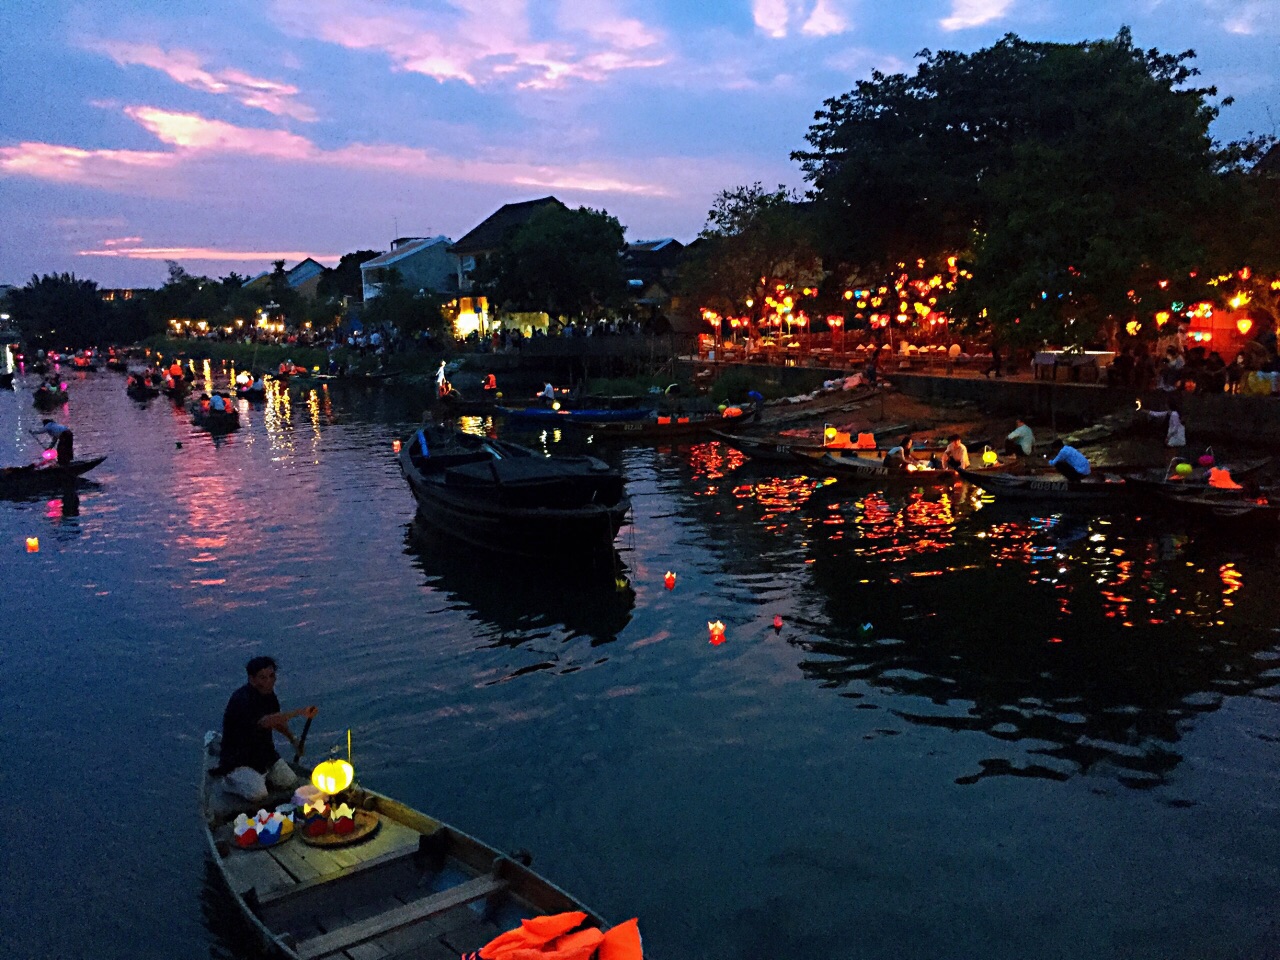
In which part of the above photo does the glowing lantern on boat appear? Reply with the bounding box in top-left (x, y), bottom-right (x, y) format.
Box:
top-left (392, 439), bottom-right (402, 453)
top-left (41, 449), bottom-right (56, 462)
top-left (26, 537), bottom-right (39, 553)
top-left (982, 448), bottom-right (998, 466)
top-left (312, 757), bottom-right (354, 795)
top-left (1174, 463), bottom-right (1193, 477)
top-left (664, 571), bottom-right (676, 590)
top-left (708, 621), bottom-right (726, 645)
top-left (824, 425), bottom-right (837, 444)
top-left (552, 401), bottom-right (561, 411)
top-left (1237, 318), bottom-right (1253, 336)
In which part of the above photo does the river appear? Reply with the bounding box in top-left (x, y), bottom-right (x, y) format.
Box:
top-left (2, 364), bottom-right (1279, 960)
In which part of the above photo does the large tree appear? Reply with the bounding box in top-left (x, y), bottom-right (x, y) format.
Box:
top-left (793, 29), bottom-right (1267, 345)
top-left (318, 250), bottom-right (382, 300)
top-left (680, 183), bottom-right (822, 329)
top-left (10, 273), bottom-right (111, 347)
top-left (476, 206), bottom-right (628, 321)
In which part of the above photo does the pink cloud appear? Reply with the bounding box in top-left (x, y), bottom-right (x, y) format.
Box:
top-left (270, 0), bottom-right (668, 90)
top-left (88, 41), bottom-right (317, 121)
top-left (0, 142), bottom-right (176, 186)
top-left (78, 244), bottom-right (340, 262)
top-left (2, 107), bottom-right (672, 197)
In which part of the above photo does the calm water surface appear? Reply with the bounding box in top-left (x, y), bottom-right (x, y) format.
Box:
top-left (3, 368), bottom-right (1280, 960)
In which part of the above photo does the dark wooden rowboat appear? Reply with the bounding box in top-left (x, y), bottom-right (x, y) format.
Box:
top-left (0, 456), bottom-right (106, 495)
top-left (1157, 490), bottom-right (1280, 526)
top-left (201, 732), bottom-right (615, 960)
top-left (1122, 458), bottom-right (1273, 497)
top-left (398, 426), bottom-right (630, 558)
top-left (564, 404), bottom-right (760, 441)
top-left (127, 383), bottom-right (161, 400)
top-left (957, 467), bottom-right (1132, 502)
top-left (497, 405), bottom-right (655, 423)
top-left (708, 429), bottom-right (804, 463)
top-left (191, 405), bottom-right (242, 432)
top-left (33, 387), bottom-right (68, 408)
top-left (810, 452), bottom-right (1011, 485)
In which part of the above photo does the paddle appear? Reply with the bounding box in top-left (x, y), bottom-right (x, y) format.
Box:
top-left (292, 715), bottom-right (313, 763)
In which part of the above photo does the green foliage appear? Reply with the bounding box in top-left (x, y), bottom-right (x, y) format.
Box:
top-left (318, 250), bottom-right (382, 300)
top-left (477, 206), bottom-right (628, 321)
top-left (707, 366), bottom-right (797, 403)
top-left (681, 184), bottom-right (821, 323)
top-left (793, 29), bottom-right (1266, 346)
top-left (361, 286), bottom-right (445, 336)
top-left (10, 273), bottom-right (112, 347)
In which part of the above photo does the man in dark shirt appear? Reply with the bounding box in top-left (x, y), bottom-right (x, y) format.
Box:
top-left (220, 656), bottom-right (318, 802)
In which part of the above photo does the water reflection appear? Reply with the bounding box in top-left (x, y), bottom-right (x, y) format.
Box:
top-left (796, 504), bottom-right (1280, 790)
top-left (403, 520), bottom-right (635, 658)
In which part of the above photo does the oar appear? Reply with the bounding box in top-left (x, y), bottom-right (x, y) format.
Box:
top-left (292, 715), bottom-right (314, 763)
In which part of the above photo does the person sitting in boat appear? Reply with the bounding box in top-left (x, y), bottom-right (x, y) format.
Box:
top-left (539, 382), bottom-right (556, 404)
top-left (884, 436), bottom-right (915, 470)
top-left (210, 393), bottom-right (227, 413)
top-left (1005, 417), bottom-right (1035, 456)
top-left (198, 392), bottom-right (212, 412)
top-left (168, 361), bottom-right (185, 381)
top-left (1048, 439), bottom-right (1091, 482)
top-left (218, 656), bottom-right (318, 803)
top-left (31, 419), bottom-right (74, 465)
top-left (941, 434), bottom-right (970, 470)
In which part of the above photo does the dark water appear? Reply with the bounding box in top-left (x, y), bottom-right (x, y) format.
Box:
top-left (3, 367), bottom-right (1280, 960)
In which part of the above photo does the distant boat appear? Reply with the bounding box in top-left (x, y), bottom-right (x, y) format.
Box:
top-left (497, 405), bottom-right (654, 423)
top-left (32, 385), bottom-right (68, 408)
top-left (398, 426), bottom-right (630, 557)
top-left (957, 467), bottom-right (1131, 502)
top-left (201, 732), bottom-right (621, 960)
top-left (190, 405), bottom-right (241, 433)
top-left (563, 404), bottom-right (760, 441)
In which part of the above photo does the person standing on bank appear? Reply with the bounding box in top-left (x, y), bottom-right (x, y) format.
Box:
top-left (220, 656), bottom-right (318, 802)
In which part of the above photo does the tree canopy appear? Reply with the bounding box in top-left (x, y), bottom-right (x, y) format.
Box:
top-left (475, 206), bottom-right (628, 321)
top-left (318, 250), bottom-right (382, 300)
top-left (680, 183), bottom-right (822, 328)
top-left (793, 28), bottom-right (1272, 345)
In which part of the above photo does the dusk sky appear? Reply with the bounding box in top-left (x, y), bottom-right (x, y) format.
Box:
top-left (3, 0), bottom-right (1276, 288)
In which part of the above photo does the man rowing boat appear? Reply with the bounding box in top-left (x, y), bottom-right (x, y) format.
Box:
top-left (218, 656), bottom-right (318, 802)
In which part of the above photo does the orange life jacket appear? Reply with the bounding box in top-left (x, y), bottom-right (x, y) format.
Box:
top-left (1209, 467), bottom-right (1242, 489)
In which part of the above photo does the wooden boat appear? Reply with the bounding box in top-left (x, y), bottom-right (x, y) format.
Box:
top-left (201, 732), bottom-right (615, 960)
top-left (957, 467), bottom-right (1131, 502)
top-left (105, 357), bottom-right (129, 373)
top-left (398, 426), bottom-right (630, 557)
top-left (563, 404), bottom-right (761, 441)
top-left (1122, 458), bottom-right (1273, 497)
top-left (191, 405), bottom-right (242, 432)
top-left (809, 452), bottom-right (1011, 485)
top-left (0, 456), bottom-right (106, 495)
top-left (1157, 489), bottom-right (1280, 526)
top-left (710, 422), bottom-right (914, 465)
top-left (127, 382), bottom-right (161, 400)
top-left (236, 384), bottom-right (268, 401)
top-left (0, 371), bottom-right (13, 389)
top-left (32, 386), bottom-right (68, 408)
top-left (497, 405), bottom-right (655, 423)
top-left (164, 380), bottom-right (191, 402)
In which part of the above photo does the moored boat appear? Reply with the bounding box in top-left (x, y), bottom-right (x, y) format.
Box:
top-left (497, 405), bottom-right (655, 423)
top-left (126, 382), bottom-right (161, 400)
top-left (811, 452), bottom-right (1011, 485)
top-left (957, 467), bottom-right (1131, 502)
top-left (0, 456), bottom-right (106, 496)
top-left (201, 732), bottom-right (630, 960)
top-left (398, 426), bottom-right (630, 557)
top-left (565, 404), bottom-right (760, 441)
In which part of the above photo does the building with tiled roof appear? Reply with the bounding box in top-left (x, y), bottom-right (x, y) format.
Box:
top-left (452, 197), bottom-right (566, 291)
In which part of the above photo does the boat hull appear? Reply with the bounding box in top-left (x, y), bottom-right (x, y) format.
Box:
top-left (957, 467), bottom-right (1130, 501)
top-left (0, 456), bottom-right (106, 496)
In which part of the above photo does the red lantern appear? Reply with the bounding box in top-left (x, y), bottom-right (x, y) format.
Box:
top-left (664, 571), bottom-right (676, 590)
top-left (708, 620), bottom-right (726, 645)
top-left (773, 615), bottom-right (783, 632)
top-left (392, 439), bottom-right (402, 453)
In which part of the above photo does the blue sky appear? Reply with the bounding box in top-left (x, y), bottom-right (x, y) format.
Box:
top-left (2, 0), bottom-right (1276, 287)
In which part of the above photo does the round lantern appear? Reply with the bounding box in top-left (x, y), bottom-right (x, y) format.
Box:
top-left (982, 448), bottom-right (998, 466)
top-left (311, 757), bottom-right (354, 795)
top-left (1174, 463), bottom-right (1193, 477)
top-left (1237, 318), bottom-right (1253, 336)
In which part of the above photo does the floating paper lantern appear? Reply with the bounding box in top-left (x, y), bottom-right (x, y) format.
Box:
top-left (708, 620), bottom-right (726, 645)
top-left (773, 615), bottom-right (783, 631)
top-left (26, 537), bottom-right (39, 553)
top-left (392, 439), bottom-right (402, 453)
top-left (312, 757), bottom-right (354, 795)
top-left (330, 802), bottom-right (355, 835)
top-left (664, 571), bottom-right (676, 590)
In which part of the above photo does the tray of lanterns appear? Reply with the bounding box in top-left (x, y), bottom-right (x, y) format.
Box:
top-left (297, 798), bottom-right (380, 847)
top-left (232, 809), bottom-right (295, 850)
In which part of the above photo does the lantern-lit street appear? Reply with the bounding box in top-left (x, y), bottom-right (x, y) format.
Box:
top-left (5, 373), bottom-right (1280, 960)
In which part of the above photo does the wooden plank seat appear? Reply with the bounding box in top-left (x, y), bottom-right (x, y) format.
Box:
top-left (293, 874), bottom-right (508, 960)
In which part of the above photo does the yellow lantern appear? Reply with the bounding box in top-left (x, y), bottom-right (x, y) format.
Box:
top-left (26, 537), bottom-right (39, 553)
top-left (1237, 317), bottom-right (1253, 336)
top-left (824, 425), bottom-right (837, 444)
top-left (312, 758), bottom-right (354, 795)
top-left (982, 448), bottom-right (998, 466)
